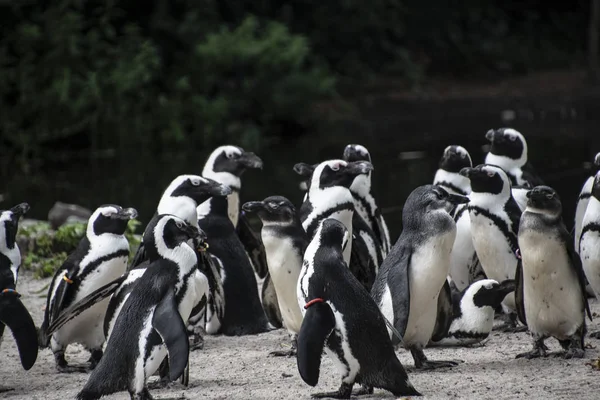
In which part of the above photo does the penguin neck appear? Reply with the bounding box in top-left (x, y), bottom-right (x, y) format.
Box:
top-left (197, 196), bottom-right (229, 221)
top-left (157, 195), bottom-right (199, 229)
top-left (585, 195), bottom-right (600, 225)
top-left (350, 174), bottom-right (378, 216)
top-left (350, 173), bottom-right (372, 198)
top-left (158, 242), bottom-right (197, 280)
top-left (469, 190), bottom-right (511, 211)
top-left (0, 245), bottom-right (20, 288)
top-left (198, 169), bottom-right (241, 227)
top-left (485, 152), bottom-right (526, 171)
top-left (433, 169), bottom-right (471, 196)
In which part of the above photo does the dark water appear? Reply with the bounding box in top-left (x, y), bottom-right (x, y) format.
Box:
top-left (3, 95), bottom-right (600, 242)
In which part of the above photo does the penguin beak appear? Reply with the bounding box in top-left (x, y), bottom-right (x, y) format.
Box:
top-left (10, 202), bottom-right (30, 219)
top-left (119, 207), bottom-right (138, 220)
top-left (238, 152), bottom-right (263, 169)
top-left (206, 179), bottom-right (233, 197)
top-left (491, 279), bottom-right (516, 302)
top-left (293, 162), bottom-right (316, 178)
top-left (448, 194), bottom-right (469, 205)
top-left (459, 167), bottom-right (473, 178)
top-left (345, 161), bottom-right (373, 176)
top-left (241, 201), bottom-right (265, 214)
top-left (186, 225), bottom-right (206, 242)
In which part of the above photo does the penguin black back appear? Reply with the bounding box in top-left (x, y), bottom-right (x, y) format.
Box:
top-left (199, 196), bottom-right (270, 335)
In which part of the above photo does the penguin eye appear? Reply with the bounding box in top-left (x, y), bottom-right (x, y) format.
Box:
top-left (487, 171), bottom-right (495, 177)
top-left (176, 221), bottom-right (184, 229)
top-left (331, 163), bottom-right (340, 171)
top-left (190, 178), bottom-right (201, 186)
top-left (509, 135), bottom-right (517, 141)
top-left (545, 193), bottom-right (554, 200)
top-left (269, 202), bottom-right (279, 209)
top-left (226, 152), bottom-right (235, 159)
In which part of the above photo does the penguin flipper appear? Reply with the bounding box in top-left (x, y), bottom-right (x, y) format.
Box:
top-left (386, 246), bottom-right (412, 338)
top-left (514, 258), bottom-right (527, 326)
top-left (561, 227), bottom-right (593, 321)
top-left (237, 212), bottom-right (269, 279)
top-left (431, 280), bottom-right (453, 342)
top-left (349, 231), bottom-right (377, 292)
top-left (46, 274), bottom-right (127, 336)
top-left (153, 287), bottom-right (189, 382)
top-left (297, 301), bottom-right (336, 387)
top-left (0, 293), bottom-right (38, 370)
top-left (261, 272), bottom-right (283, 329)
top-left (128, 242), bottom-right (147, 271)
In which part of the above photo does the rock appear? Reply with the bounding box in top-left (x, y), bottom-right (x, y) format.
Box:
top-left (48, 202), bottom-right (91, 230)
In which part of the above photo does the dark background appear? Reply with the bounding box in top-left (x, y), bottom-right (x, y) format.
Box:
top-left (1, 0), bottom-right (600, 241)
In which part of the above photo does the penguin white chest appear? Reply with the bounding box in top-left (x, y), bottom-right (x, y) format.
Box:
top-left (449, 208), bottom-right (475, 291)
top-left (574, 177), bottom-right (594, 252)
top-left (580, 198), bottom-right (600, 296)
top-left (403, 231), bottom-right (455, 347)
top-left (519, 230), bottom-right (584, 339)
top-left (262, 235), bottom-right (304, 334)
top-left (469, 210), bottom-right (517, 310)
top-left (54, 255), bottom-right (129, 348)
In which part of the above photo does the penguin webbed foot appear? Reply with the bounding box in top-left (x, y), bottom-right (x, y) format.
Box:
top-left (558, 331), bottom-right (585, 359)
top-left (516, 337), bottom-right (549, 359)
top-left (54, 352), bottom-right (89, 373)
top-left (189, 332), bottom-right (205, 351)
top-left (410, 347), bottom-right (460, 370)
top-left (496, 313), bottom-right (527, 333)
top-left (311, 382), bottom-right (353, 399)
top-left (269, 336), bottom-right (298, 357)
top-left (129, 387), bottom-right (154, 400)
top-left (86, 349), bottom-right (103, 370)
top-left (351, 384), bottom-right (373, 396)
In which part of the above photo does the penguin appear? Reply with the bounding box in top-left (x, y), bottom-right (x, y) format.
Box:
top-left (459, 164), bottom-right (525, 331)
top-left (428, 279), bottom-right (515, 347)
top-left (38, 204), bottom-right (137, 373)
top-left (342, 144), bottom-right (392, 256)
top-left (574, 152), bottom-right (600, 253)
top-left (297, 159), bottom-right (379, 290)
top-left (580, 170), bottom-right (600, 338)
top-left (0, 203), bottom-right (38, 383)
top-left (433, 145), bottom-right (473, 197)
top-left (198, 195), bottom-right (271, 335)
top-left (76, 214), bottom-right (206, 400)
top-left (242, 196), bottom-right (308, 356)
top-left (297, 218), bottom-right (421, 399)
top-left (371, 184), bottom-right (468, 369)
top-left (128, 174), bottom-right (232, 270)
top-left (515, 185), bottom-right (592, 359)
top-left (432, 145), bottom-right (484, 290)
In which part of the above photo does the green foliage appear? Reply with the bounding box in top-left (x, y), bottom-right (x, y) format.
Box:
top-left (18, 218), bottom-right (142, 279)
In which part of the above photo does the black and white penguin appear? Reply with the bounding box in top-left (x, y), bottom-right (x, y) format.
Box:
top-left (38, 205), bottom-right (137, 373)
top-left (76, 214), bottom-right (206, 400)
top-left (432, 145), bottom-right (483, 291)
top-left (297, 159), bottom-right (379, 290)
top-left (515, 186), bottom-right (592, 359)
top-left (198, 195), bottom-right (271, 336)
top-left (574, 152), bottom-right (600, 253)
top-left (128, 174), bottom-right (231, 270)
top-left (297, 218), bottom-right (420, 399)
top-left (242, 196), bottom-right (308, 356)
top-left (429, 279), bottom-right (515, 347)
top-left (342, 144), bottom-right (392, 256)
top-left (371, 184), bottom-right (468, 369)
top-left (459, 164), bottom-right (525, 331)
top-left (0, 203), bottom-right (38, 378)
top-left (580, 170), bottom-right (600, 338)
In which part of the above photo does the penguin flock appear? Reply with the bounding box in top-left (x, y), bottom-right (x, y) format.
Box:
top-left (1, 134), bottom-right (600, 399)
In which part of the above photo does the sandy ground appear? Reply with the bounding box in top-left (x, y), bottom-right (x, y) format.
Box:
top-left (2, 272), bottom-right (600, 400)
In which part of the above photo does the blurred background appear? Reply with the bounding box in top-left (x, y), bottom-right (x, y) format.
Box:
top-left (1, 0), bottom-right (599, 239)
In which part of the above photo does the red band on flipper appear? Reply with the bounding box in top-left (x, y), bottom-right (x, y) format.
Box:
top-left (304, 298), bottom-right (325, 309)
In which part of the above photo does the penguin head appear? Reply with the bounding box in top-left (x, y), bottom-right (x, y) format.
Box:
top-left (309, 160), bottom-right (373, 190)
top-left (162, 175), bottom-right (232, 208)
top-left (202, 145), bottom-right (263, 187)
top-left (459, 164), bottom-right (511, 197)
top-left (439, 145), bottom-right (472, 173)
top-left (402, 185), bottom-right (468, 228)
top-left (314, 218), bottom-right (350, 254)
top-left (525, 185), bottom-right (562, 218)
top-left (148, 214), bottom-right (205, 256)
top-left (592, 171), bottom-right (600, 201)
top-left (470, 279), bottom-right (516, 309)
top-left (0, 203), bottom-right (29, 251)
top-left (594, 152), bottom-right (600, 169)
top-left (89, 205), bottom-right (138, 236)
top-left (242, 196), bottom-right (297, 225)
top-left (342, 144), bottom-right (372, 163)
top-left (485, 128), bottom-right (528, 166)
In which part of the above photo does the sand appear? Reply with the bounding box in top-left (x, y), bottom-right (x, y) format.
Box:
top-left (2, 272), bottom-right (600, 400)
